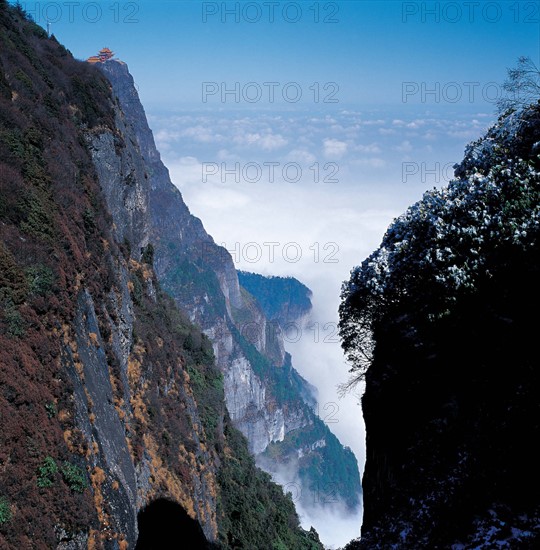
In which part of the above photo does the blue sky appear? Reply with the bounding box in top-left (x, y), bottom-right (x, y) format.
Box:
top-left (18, 1), bottom-right (540, 109)
top-left (15, 2), bottom-right (540, 546)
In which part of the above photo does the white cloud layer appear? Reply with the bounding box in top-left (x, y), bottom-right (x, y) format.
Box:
top-left (323, 138), bottom-right (348, 159)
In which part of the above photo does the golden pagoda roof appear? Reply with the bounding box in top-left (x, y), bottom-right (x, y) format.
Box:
top-left (86, 47), bottom-right (115, 64)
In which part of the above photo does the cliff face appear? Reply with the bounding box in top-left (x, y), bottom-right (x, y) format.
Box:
top-left (340, 105), bottom-right (540, 547)
top-left (94, 59), bottom-right (361, 512)
top-left (95, 59), bottom-right (293, 456)
top-left (0, 5), bottom-right (324, 549)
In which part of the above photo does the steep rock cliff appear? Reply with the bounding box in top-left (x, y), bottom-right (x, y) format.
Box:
top-left (96, 59), bottom-right (295, 456)
top-left (341, 104), bottom-right (540, 548)
top-left (94, 58), bottom-right (361, 512)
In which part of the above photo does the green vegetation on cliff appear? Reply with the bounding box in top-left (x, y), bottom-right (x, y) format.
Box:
top-left (262, 421), bottom-right (361, 513)
top-left (238, 271), bottom-right (312, 325)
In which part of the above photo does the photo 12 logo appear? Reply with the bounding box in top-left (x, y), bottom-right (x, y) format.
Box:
top-left (238, 319), bottom-right (340, 346)
top-left (201, 2), bottom-right (340, 23)
top-left (22, 1), bottom-right (140, 24)
top-left (281, 320), bottom-right (340, 344)
top-left (202, 161), bottom-right (339, 184)
top-left (202, 241), bottom-right (340, 265)
top-left (402, 81), bottom-right (503, 104)
top-left (283, 481), bottom-right (340, 504)
top-left (201, 81), bottom-right (340, 104)
top-left (402, 2), bottom-right (539, 24)
top-left (402, 161), bottom-right (456, 183)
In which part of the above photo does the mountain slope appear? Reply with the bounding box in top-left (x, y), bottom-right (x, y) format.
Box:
top-left (340, 105), bottom-right (540, 547)
top-left (0, 4), bottom-right (322, 548)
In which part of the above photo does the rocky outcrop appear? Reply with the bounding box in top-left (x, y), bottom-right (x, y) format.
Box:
top-left (341, 105), bottom-right (540, 548)
top-left (68, 289), bottom-right (138, 542)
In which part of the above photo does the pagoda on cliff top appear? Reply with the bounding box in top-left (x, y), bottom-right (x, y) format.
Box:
top-left (87, 47), bottom-right (114, 64)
